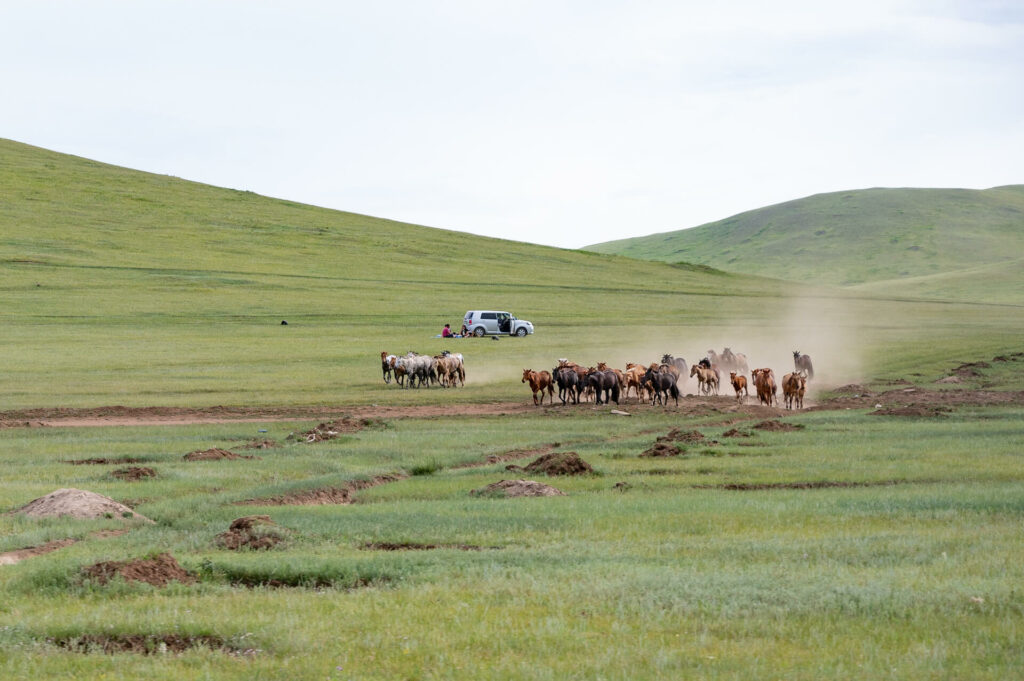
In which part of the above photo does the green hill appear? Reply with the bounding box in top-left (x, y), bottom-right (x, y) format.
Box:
top-left (1, 139), bottom-right (1021, 409)
top-left (586, 187), bottom-right (1024, 303)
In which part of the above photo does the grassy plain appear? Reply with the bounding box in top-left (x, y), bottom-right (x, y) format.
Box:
top-left (1, 140), bottom-right (1022, 679)
top-left (1, 406), bottom-right (1023, 680)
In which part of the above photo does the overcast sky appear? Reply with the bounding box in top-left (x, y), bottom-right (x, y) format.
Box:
top-left (3, 1), bottom-right (1022, 248)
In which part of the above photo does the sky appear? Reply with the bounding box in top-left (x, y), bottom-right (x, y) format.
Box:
top-left (3, 1), bottom-right (1022, 248)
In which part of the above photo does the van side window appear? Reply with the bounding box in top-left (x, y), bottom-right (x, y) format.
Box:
top-left (481, 312), bottom-right (496, 320)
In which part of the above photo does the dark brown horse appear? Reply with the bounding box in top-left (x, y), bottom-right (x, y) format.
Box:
top-left (584, 368), bottom-right (620, 405)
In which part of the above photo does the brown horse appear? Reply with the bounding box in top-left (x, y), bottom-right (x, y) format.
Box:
top-left (752, 368), bottom-right (777, 407)
top-left (782, 372), bottom-right (806, 409)
top-left (522, 369), bottom-right (554, 406)
top-left (729, 372), bottom-right (748, 403)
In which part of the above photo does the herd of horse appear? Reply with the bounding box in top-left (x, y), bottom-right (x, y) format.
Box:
top-left (523, 349), bottom-right (815, 410)
top-left (380, 350), bottom-right (465, 388)
top-left (378, 346), bottom-right (814, 410)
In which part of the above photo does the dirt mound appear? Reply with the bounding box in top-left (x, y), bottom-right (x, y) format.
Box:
top-left (111, 467), bottom-right (157, 481)
top-left (237, 473), bottom-right (406, 506)
top-left (82, 552), bottom-right (196, 586)
top-left (453, 443), bottom-right (561, 469)
top-left (640, 442), bottom-right (682, 457)
top-left (66, 457), bottom-right (146, 466)
top-left (51, 633), bottom-right (243, 656)
top-left (289, 418), bottom-right (372, 443)
top-left (215, 515), bottom-right (287, 550)
top-left (871, 405), bottom-right (951, 417)
top-left (471, 479), bottom-right (566, 498)
top-left (11, 488), bottom-right (151, 522)
top-left (240, 439), bottom-right (277, 450)
top-left (751, 420), bottom-right (805, 431)
top-left (721, 428), bottom-right (752, 438)
top-left (360, 542), bottom-right (485, 551)
top-left (521, 452), bottom-right (593, 476)
top-left (658, 428), bottom-right (706, 444)
top-left (183, 448), bottom-right (254, 461)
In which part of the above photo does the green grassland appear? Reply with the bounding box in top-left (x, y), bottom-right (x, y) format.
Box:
top-left (1, 139), bottom-right (1023, 679)
top-left (2, 139), bottom-right (1022, 410)
top-left (586, 186), bottom-right (1024, 303)
top-left (1, 407), bottom-right (1022, 679)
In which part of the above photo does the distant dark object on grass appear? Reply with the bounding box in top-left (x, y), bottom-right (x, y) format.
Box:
top-left (280, 320), bottom-right (288, 325)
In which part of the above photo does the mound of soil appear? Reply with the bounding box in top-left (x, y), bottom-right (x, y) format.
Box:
top-left (111, 466), bottom-right (157, 481)
top-left (470, 479), bottom-right (566, 498)
top-left (752, 420), bottom-right (805, 431)
top-left (721, 428), bottom-right (752, 438)
top-left (215, 516), bottom-right (287, 550)
top-left (871, 405), bottom-right (951, 417)
top-left (82, 552), bottom-right (196, 587)
top-left (183, 448), bottom-right (254, 461)
top-left (522, 451), bottom-right (593, 476)
top-left (658, 428), bottom-right (706, 444)
top-left (11, 488), bottom-right (151, 522)
top-left (640, 442), bottom-right (682, 457)
top-left (237, 473), bottom-right (406, 506)
top-left (289, 418), bottom-right (371, 443)
top-left (240, 439), bottom-right (277, 450)
top-left (51, 633), bottom-right (239, 656)
top-left (66, 457), bottom-right (146, 466)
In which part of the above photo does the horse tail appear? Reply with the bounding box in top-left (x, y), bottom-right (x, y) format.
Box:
top-left (806, 359), bottom-right (814, 379)
top-left (670, 383), bottom-right (679, 401)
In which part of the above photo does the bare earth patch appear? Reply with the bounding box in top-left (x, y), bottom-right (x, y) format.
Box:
top-left (752, 420), bottom-right (805, 431)
top-left (111, 466), bottom-right (157, 481)
top-left (360, 542), bottom-right (487, 551)
top-left (288, 418), bottom-right (374, 443)
top-left (871, 405), bottom-right (951, 417)
top-left (183, 448), bottom-right (255, 461)
top-left (698, 479), bottom-right (925, 491)
top-left (452, 443), bottom-right (561, 469)
top-left (471, 479), bottom-right (566, 498)
top-left (721, 428), bottom-right (752, 438)
top-left (236, 473), bottom-right (407, 506)
top-left (10, 488), bottom-right (151, 523)
top-left (82, 552), bottom-right (196, 587)
top-left (49, 633), bottom-right (250, 656)
top-left (0, 539), bottom-right (77, 566)
top-left (65, 457), bottom-right (147, 466)
top-left (658, 428), bottom-right (707, 443)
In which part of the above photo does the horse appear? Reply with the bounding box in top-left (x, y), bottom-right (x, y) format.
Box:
top-left (380, 351), bottom-right (396, 384)
top-left (751, 368), bottom-right (777, 407)
top-left (441, 350), bottom-right (465, 386)
top-left (644, 366), bottom-right (679, 406)
top-left (584, 368), bottom-right (620, 405)
top-left (782, 372), bottom-right (807, 409)
top-left (697, 357), bottom-right (722, 385)
top-left (690, 364), bottom-right (719, 396)
top-left (624, 363), bottom-right (649, 402)
top-left (553, 366), bottom-right (581, 405)
top-left (596, 362), bottom-right (626, 393)
top-left (522, 369), bottom-right (554, 406)
top-left (661, 354), bottom-right (688, 378)
top-left (729, 371), bottom-right (748, 403)
top-left (793, 351), bottom-right (815, 379)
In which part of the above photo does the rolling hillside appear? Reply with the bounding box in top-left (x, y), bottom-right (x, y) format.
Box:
top-left (2, 139), bottom-right (1021, 409)
top-left (586, 187), bottom-right (1024, 303)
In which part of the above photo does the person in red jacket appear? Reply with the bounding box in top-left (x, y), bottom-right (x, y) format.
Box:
top-left (442, 323), bottom-right (454, 338)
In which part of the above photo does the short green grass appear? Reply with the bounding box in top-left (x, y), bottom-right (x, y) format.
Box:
top-left (586, 186), bottom-right (1024, 303)
top-left (1, 407), bottom-right (1021, 679)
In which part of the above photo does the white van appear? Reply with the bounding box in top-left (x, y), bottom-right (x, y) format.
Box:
top-left (462, 311), bottom-right (534, 336)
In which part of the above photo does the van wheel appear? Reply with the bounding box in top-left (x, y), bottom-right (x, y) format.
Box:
top-left (474, 327), bottom-right (486, 337)
top-left (515, 327), bottom-right (528, 337)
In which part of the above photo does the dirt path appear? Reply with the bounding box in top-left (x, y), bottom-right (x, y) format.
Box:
top-left (1, 387), bottom-right (1021, 429)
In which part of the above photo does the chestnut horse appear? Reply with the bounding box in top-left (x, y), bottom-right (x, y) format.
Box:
top-left (729, 372), bottom-right (748, 403)
top-left (522, 369), bottom-right (555, 406)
